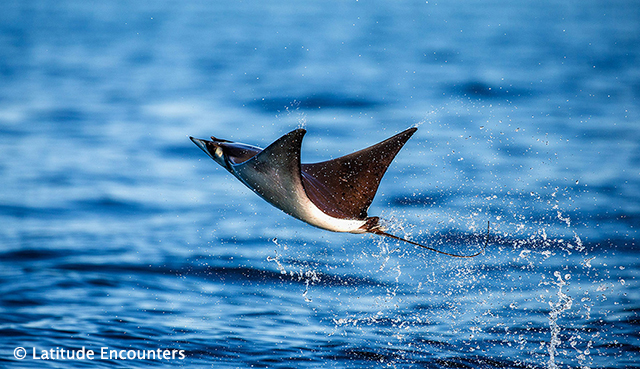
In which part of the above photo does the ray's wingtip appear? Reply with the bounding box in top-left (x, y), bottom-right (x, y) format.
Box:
top-left (285, 128), bottom-right (307, 140)
top-left (399, 126), bottom-right (418, 136)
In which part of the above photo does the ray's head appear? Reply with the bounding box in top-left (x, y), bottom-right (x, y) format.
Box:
top-left (189, 135), bottom-right (262, 172)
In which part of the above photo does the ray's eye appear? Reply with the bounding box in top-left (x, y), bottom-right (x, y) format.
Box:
top-left (214, 147), bottom-right (224, 158)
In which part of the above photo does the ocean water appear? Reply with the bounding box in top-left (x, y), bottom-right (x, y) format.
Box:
top-left (1, 0), bottom-right (638, 368)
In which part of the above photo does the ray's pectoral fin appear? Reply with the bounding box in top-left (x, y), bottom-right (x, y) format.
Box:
top-left (301, 127), bottom-right (418, 220)
top-left (232, 129), bottom-right (308, 218)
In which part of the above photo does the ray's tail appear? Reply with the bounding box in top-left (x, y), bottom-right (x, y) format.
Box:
top-left (367, 220), bottom-right (490, 258)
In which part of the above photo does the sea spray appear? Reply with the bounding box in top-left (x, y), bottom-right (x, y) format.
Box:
top-left (547, 271), bottom-right (573, 369)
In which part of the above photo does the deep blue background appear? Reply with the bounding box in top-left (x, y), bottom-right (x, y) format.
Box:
top-left (1, 1), bottom-right (638, 367)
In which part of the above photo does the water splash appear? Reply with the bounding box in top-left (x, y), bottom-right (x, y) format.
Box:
top-left (547, 271), bottom-right (573, 369)
top-left (300, 270), bottom-right (320, 303)
top-left (282, 100), bottom-right (306, 129)
top-left (266, 237), bottom-right (321, 302)
top-left (266, 238), bottom-right (287, 274)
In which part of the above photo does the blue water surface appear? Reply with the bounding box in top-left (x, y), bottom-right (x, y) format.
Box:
top-left (1, 1), bottom-right (638, 368)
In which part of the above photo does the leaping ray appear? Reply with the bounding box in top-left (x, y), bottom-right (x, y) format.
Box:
top-left (190, 127), bottom-right (488, 257)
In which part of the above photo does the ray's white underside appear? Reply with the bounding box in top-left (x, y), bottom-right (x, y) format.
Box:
top-left (231, 166), bottom-right (367, 233)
